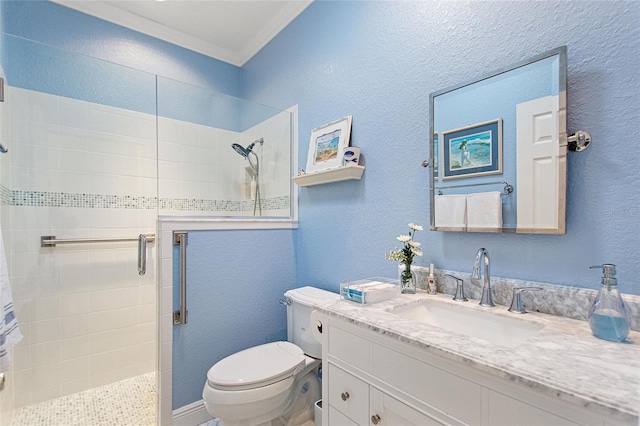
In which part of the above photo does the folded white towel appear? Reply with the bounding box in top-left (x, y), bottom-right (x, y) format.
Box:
top-left (434, 195), bottom-right (467, 229)
top-left (466, 191), bottom-right (503, 230)
top-left (0, 228), bottom-right (22, 372)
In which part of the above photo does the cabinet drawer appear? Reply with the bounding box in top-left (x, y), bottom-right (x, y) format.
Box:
top-left (328, 363), bottom-right (370, 425)
top-left (488, 390), bottom-right (580, 426)
top-left (329, 325), bottom-right (371, 371)
top-left (328, 405), bottom-right (360, 426)
top-left (370, 387), bottom-right (443, 426)
top-left (373, 344), bottom-right (482, 425)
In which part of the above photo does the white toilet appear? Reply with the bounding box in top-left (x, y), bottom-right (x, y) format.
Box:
top-left (202, 286), bottom-right (338, 426)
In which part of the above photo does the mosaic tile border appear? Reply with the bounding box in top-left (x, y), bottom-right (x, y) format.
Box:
top-left (1, 185), bottom-right (10, 205)
top-left (1, 186), bottom-right (290, 212)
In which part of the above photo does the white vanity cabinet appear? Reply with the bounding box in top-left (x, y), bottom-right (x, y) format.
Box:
top-left (327, 363), bottom-right (439, 426)
top-left (320, 314), bottom-right (617, 426)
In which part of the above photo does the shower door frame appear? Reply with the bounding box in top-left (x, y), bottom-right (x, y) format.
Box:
top-left (158, 105), bottom-right (298, 425)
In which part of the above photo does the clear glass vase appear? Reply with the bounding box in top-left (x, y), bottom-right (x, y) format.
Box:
top-left (400, 265), bottom-right (416, 294)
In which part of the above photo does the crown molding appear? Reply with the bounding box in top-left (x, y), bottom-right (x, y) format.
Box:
top-left (51, 0), bottom-right (312, 66)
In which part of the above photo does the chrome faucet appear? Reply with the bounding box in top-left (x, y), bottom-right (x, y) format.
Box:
top-left (472, 248), bottom-right (494, 307)
top-left (445, 274), bottom-right (468, 302)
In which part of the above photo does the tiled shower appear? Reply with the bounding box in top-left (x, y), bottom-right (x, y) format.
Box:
top-left (4, 87), bottom-right (159, 408)
top-left (0, 34), bottom-right (293, 425)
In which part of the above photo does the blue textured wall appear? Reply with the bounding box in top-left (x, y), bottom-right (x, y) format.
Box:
top-left (2, 0), bottom-right (241, 97)
top-left (242, 0), bottom-right (640, 295)
top-left (172, 230), bottom-right (296, 409)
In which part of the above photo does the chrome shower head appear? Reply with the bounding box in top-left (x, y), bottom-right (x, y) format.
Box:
top-left (246, 137), bottom-right (264, 153)
top-left (231, 143), bottom-right (249, 157)
top-left (231, 138), bottom-right (264, 158)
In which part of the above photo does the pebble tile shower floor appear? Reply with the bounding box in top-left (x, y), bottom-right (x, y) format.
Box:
top-left (11, 373), bottom-right (156, 426)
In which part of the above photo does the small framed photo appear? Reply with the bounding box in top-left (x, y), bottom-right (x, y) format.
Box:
top-left (442, 119), bottom-right (502, 180)
top-left (305, 116), bottom-right (352, 173)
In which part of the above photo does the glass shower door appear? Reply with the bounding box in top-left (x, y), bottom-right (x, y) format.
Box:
top-left (0, 34), bottom-right (158, 425)
top-left (156, 76), bottom-right (293, 218)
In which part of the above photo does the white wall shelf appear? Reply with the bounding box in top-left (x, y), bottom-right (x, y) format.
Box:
top-left (292, 165), bottom-right (365, 187)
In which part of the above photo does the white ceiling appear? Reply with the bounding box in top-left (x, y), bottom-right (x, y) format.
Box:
top-left (52, 0), bottom-right (313, 66)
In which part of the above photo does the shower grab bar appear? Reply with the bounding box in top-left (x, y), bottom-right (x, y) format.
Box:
top-left (138, 234), bottom-right (147, 276)
top-left (173, 232), bottom-right (188, 325)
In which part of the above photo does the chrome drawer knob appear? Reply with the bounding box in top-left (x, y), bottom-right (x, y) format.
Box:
top-left (371, 414), bottom-right (381, 425)
top-left (340, 392), bottom-right (350, 401)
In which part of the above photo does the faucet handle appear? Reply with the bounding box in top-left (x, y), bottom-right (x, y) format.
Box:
top-left (445, 274), bottom-right (468, 302)
top-left (508, 287), bottom-right (543, 314)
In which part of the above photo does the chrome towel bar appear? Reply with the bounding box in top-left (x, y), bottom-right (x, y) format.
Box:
top-left (435, 181), bottom-right (513, 196)
top-left (41, 233), bottom-right (155, 275)
top-left (41, 234), bottom-right (155, 247)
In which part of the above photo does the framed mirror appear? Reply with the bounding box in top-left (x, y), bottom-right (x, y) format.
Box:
top-left (429, 46), bottom-right (567, 234)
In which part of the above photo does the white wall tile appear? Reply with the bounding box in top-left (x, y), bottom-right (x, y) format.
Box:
top-left (60, 378), bottom-right (92, 396)
top-left (58, 127), bottom-right (90, 152)
top-left (61, 335), bottom-right (90, 361)
top-left (12, 369), bottom-right (32, 396)
top-left (31, 341), bottom-right (61, 367)
top-left (28, 91), bottom-right (59, 125)
top-left (61, 171), bottom-right (89, 194)
top-left (62, 315), bottom-right (90, 339)
top-left (89, 350), bottom-right (115, 376)
top-left (31, 296), bottom-right (61, 321)
top-left (61, 293), bottom-right (90, 317)
top-left (158, 160), bottom-right (181, 182)
top-left (61, 357), bottom-right (90, 383)
top-left (59, 98), bottom-right (89, 130)
top-left (157, 117), bottom-right (181, 144)
top-left (30, 319), bottom-right (61, 345)
top-left (87, 108), bottom-right (115, 134)
top-left (12, 346), bottom-right (31, 371)
top-left (89, 330), bottom-right (117, 354)
top-left (8, 87), bottom-right (29, 120)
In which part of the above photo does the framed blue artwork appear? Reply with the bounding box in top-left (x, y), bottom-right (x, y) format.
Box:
top-left (442, 119), bottom-right (502, 180)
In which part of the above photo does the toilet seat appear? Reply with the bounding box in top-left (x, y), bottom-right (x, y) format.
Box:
top-left (207, 341), bottom-right (305, 391)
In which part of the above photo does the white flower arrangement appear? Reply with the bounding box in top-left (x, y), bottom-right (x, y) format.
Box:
top-left (385, 223), bottom-right (423, 289)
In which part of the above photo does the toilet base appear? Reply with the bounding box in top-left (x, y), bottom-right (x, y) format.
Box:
top-left (212, 367), bottom-right (320, 426)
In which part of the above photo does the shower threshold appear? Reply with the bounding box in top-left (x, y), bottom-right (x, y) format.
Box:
top-left (11, 373), bottom-right (156, 426)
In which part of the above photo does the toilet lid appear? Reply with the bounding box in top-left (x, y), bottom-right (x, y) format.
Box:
top-left (207, 341), bottom-right (306, 391)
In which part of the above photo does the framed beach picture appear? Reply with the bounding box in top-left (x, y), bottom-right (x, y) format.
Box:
top-left (442, 119), bottom-right (502, 180)
top-left (305, 115), bottom-right (352, 173)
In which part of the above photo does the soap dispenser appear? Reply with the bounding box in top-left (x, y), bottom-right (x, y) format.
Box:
top-left (587, 264), bottom-right (630, 342)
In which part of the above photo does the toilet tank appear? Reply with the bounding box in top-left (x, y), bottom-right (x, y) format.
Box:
top-left (284, 286), bottom-right (339, 358)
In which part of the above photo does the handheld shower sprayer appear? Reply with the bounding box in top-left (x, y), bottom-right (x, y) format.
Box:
top-left (231, 138), bottom-right (264, 158)
top-left (230, 138), bottom-right (265, 216)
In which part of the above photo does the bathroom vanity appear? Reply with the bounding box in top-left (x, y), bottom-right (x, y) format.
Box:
top-left (313, 293), bottom-right (639, 426)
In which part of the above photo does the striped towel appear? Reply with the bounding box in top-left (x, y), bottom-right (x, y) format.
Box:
top-left (0, 228), bottom-right (22, 372)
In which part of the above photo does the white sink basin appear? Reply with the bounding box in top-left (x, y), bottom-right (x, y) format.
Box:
top-left (390, 299), bottom-right (544, 348)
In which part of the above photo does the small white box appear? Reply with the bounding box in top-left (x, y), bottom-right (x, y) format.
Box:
top-left (340, 277), bottom-right (400, 304)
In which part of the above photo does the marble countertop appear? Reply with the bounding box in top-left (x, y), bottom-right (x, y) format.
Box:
top-left (314, 292), bottom-right (640, 423)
